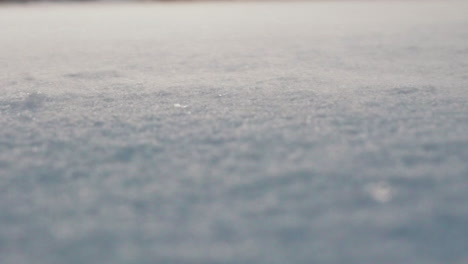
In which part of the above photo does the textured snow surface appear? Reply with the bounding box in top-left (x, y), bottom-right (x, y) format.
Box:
top-left (1, 1), bottom-right (468, 264)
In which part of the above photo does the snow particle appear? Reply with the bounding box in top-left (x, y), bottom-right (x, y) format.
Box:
top-left (174, 103), bottom-right (189, 108)
top-left (366, 182), bottom-right (394, 203)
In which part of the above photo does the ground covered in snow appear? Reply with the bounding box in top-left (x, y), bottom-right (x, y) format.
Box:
top-left (1, 1), bottom-right (467, 263)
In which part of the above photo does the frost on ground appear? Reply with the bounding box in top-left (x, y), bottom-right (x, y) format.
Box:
top-left (0, 1), bottom-right (467, 264)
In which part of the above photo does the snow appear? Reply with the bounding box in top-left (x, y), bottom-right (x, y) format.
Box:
top-left (0, 1), bottom-right (467, 264)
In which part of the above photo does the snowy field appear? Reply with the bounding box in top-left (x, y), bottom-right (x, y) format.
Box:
top-left (1, 1), bottom-right (467, 263)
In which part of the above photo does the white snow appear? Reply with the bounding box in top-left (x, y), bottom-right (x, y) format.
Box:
top-left (0, 1), bottom-right (467, 264)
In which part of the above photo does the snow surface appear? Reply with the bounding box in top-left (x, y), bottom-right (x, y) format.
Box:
top-left (1, 1), bottom-right (468, 264)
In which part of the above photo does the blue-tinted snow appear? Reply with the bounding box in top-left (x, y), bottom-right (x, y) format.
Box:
top-left (0, 1), bottom-right (467, 264)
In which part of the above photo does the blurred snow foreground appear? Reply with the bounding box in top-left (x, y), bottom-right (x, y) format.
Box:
top-left (1, 1), bottom-right (467, 264)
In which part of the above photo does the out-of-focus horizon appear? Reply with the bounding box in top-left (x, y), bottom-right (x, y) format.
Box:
top-left (1, 0), bottom-right (465, 3)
